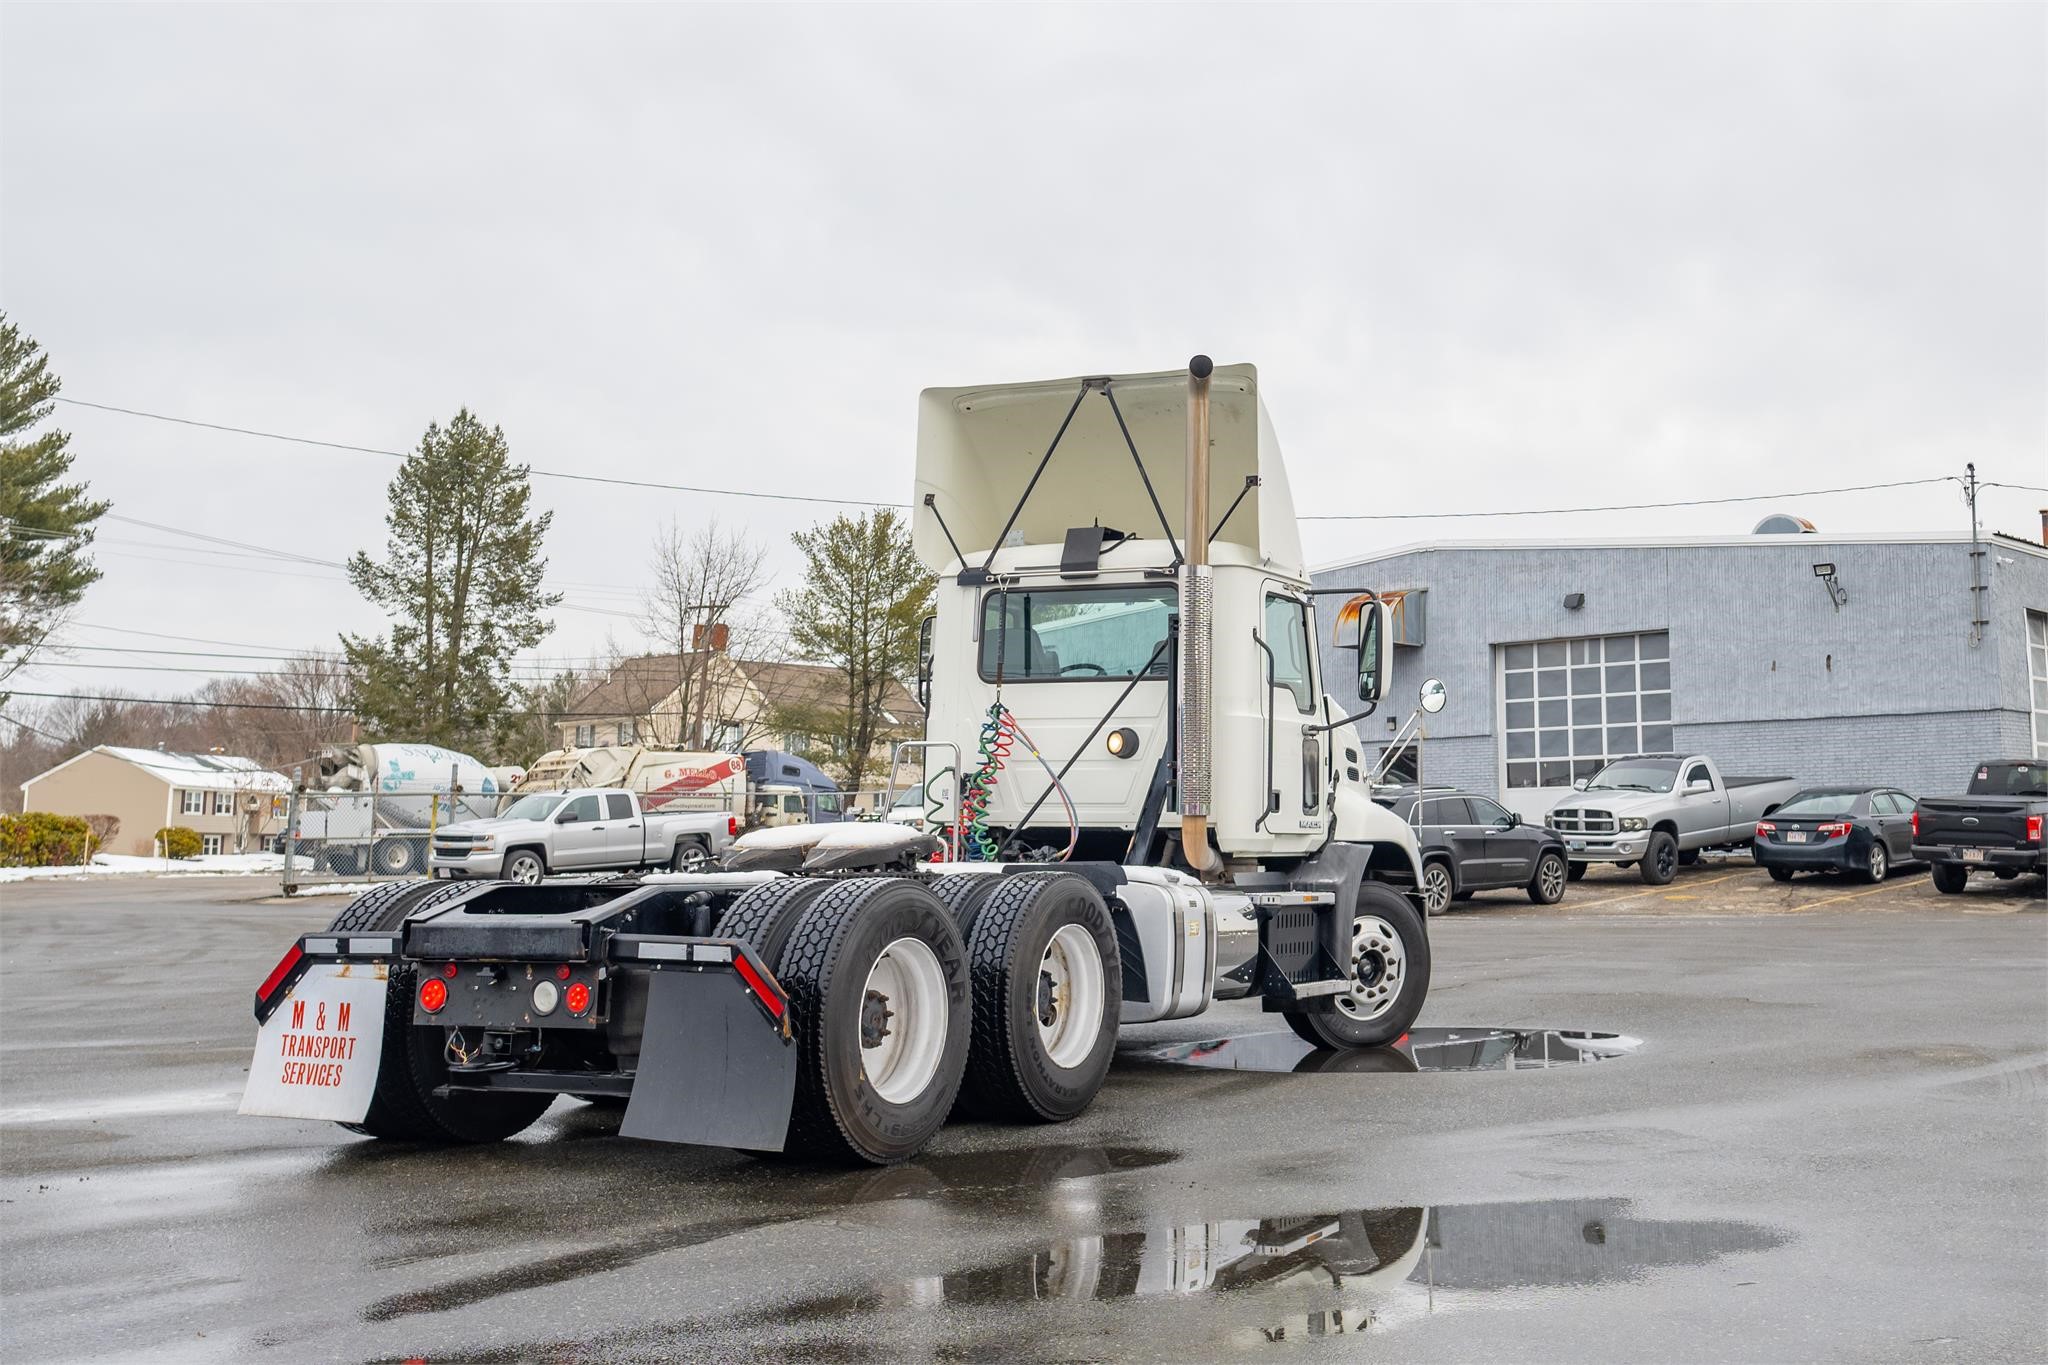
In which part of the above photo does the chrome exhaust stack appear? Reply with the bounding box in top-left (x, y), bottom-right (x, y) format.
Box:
top-left (1178, 355), bottom-right (1222, 878)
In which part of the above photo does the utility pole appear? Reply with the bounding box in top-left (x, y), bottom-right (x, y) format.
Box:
top-left (1966, 463), bottom-right (1987, 649)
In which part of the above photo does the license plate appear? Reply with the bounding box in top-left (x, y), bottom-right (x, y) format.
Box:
top-left (1785, 831), bottom-right (1807, 843)
top-left (1962, 848), bottom-right (1986, 863)
top-left (240, 962), bottom-right (388, 1122)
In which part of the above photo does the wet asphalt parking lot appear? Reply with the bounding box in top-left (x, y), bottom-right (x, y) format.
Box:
top-left (3, 864), bottom-right (2044, 1364)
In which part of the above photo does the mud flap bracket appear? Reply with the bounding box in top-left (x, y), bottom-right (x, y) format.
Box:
top-left (620, 967), bottom-right (796, 1152)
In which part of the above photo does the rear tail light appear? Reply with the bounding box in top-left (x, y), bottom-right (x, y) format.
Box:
top-left (564, 981), bottom-right (592, 1015)
top-left (555, 963), bottom-right (572, 980)
top-left (1817, 822), bottom-right (1850, 840)
top-left (257, 943), bottom-right (305, 1003)
top-left (1755, 821), bottom-right (1775, 838)
top-left (2027, 814), bottom-right (2043, 844)
top-left (1911, 810), bottom-right (1919, 838)
top-left (728, 815), bottom-right (739, 838)
top-left (440, 961), bottom-right (460, 979)
top-left (418, 977), bottom-right (448, 1013)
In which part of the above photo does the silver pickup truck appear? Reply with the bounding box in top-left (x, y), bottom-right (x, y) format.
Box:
top-left (429, 788), bottom-right (737, 884)
top-left (1545, 754), bottom-right (1800, 885)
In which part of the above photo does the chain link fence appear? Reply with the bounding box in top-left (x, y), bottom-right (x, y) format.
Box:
top-left (280, 788), bottom-right (500, 893)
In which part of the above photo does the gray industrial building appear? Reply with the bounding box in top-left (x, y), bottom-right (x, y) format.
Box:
top-left (1312, 525), bottom-right (2048, 821)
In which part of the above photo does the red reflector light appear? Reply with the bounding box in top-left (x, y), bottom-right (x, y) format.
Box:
top-left (418, 977), bottom-right (448, 1013)
top-left (728, 815), bottom-right (739, 838)
top-left (1755, 821), bottom-right (1775, 838)
top-left (440, 961), bottom-right (459, 979)
top-left (556, 963), bottom-right (572, 980)
top-left (564, 982), bottom-right (592, 1015)
top-left (258, 943), bottom-right (304, 1001)
top-left (732, 953), bottom-right (785, 1019)
top-left (1817, 822), bottom-right (1850, 839)
top-left (2028, 814), bottom-right (2043, 843)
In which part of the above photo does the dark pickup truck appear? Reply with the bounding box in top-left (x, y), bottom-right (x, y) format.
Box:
top-left (1911, 760), bottom-right (2048, 895)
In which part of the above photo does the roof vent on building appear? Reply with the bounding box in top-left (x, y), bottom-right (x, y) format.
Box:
top-left (1752, 513), bottom-right (1817, 535)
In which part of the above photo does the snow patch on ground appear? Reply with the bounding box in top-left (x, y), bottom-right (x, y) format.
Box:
top-left (0, 852), bottom-right (287, 883)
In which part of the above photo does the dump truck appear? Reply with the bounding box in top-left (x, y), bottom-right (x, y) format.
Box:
top-left (241, 358), bottom-right (1432, 1165)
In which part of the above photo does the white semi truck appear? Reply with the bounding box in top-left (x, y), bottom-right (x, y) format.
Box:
top-left (241, 358), bottom-right (1431, 1166)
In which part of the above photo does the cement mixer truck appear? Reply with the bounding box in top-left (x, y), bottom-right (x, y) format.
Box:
top-left (243, 358), bottom-right (1430, 1166)
top-left (288, 742), bottom-right (505, 877)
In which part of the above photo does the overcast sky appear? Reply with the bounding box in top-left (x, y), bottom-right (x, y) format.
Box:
top-left (3, 3), bottom-right (2043, 704)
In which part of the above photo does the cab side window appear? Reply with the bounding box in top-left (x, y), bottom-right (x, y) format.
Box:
top-left (1262, 594), bottom-right (1315, 714)
top-left (816, 793), bottom-right (842, 814)
top-left (1684, 763), bottom-right (1711, 789)
top-left (605, 793), bottom-right (634, 820)
top-left (562, 795), bottom-right (601, 822)
top-left (1422, 797), bottom-right (1473, 826)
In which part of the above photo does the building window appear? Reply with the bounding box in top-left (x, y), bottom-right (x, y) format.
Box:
top-left (2029, 611), bottom-right (2048, 761)
top-left (616, 721), bottom-right (637, 745)
top-left (213, 792), bottom-right (238, 816)
top-left (709, 721), bottom-right (742, 751)
top-left (180, 789), bottom-right (204, 816)
top-left (574, 724), bottom-right (596, 748)
top-left (1500, 630), bottom-right (1672, 791)
top-left (201, 833), bottom-right (223, 855)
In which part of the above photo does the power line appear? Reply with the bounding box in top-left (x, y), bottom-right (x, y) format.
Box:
top-left (0, 688), bottom-right (799, 721)
top-left (1297, 476), bottom-right (1961, 520)
top-left (51, 398), bottom-right (2037, 521)
top-left (54, 398), bottom-right (895, 508)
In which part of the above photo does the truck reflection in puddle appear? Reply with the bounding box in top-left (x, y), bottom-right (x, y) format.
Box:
top-left (759, 1197), bottom-right (1782, 1351)
top-left (1138, 1026), bottom-right (1644, 1074)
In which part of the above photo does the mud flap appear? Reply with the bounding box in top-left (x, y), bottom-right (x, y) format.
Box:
top-left (239, 962), bottom-right (388, 1122)
top-left (620, 967), bottom-right (796, 1152)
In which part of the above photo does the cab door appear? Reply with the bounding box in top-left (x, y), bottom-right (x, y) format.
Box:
top-left (1260, 591), bottom-right (1328, 842)
top-left (551, 793), bottom-right (608, 867)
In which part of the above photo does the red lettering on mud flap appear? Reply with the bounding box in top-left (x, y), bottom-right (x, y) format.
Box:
top-left (239, 962), bottom-right (389, 1122)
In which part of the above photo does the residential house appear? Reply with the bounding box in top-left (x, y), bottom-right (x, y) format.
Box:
top-left (22, 746), bottom-right (292, 856)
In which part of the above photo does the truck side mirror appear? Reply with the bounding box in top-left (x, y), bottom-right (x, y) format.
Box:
top-left (1355, 601), bottom-right (1393, 703)
top-left (916, 615), bottom-right (935, 711)
top-left (1687, 777), bottom-right (1712, 793)
top-left (557, 810), bottom-right (579, 823)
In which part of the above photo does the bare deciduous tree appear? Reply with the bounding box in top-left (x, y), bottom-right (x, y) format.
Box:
top-left (637, 518), bottom-right (780, 750)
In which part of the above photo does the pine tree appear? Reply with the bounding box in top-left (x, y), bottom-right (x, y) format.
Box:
top-left (342, 410), bottom-right (560, 758)
top-left (1, 314), bottom-right (109, 706)
top-left (775, 509), bottom-right (933, 793)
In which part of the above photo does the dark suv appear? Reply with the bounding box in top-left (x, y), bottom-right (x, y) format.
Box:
top-left (1373, 787), bottom-right (1571, 915)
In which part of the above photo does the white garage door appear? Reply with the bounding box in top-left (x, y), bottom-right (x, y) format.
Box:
top-left (1499, 631), bottom-right (1673, 804)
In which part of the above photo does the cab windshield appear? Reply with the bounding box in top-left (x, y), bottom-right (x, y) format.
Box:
top-left (979, 586), bottom-right (1175, 682)
top-left (1586, 759), bottom-right (1681, 793)
top-left (499, 794), bottom-right (566, 821)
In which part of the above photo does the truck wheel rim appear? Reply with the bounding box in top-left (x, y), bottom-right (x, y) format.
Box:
top-left (1337, 915), bottom-right (1407, 1022)
top-left (1036, 924), bottom-right (1105, 1070)
top-left (1539, 857), bottom-right (1566, 900)
top-left (860, 936), bottom-right (948, 1104)
top-left (1423, 866), bottom-right (1450, 914)
top-left (511, 857), bottom-right (541, 884)
top-left (1656, 843), bottom-right (1676, 878)
top-left (677, 846), bottom-right (707, 871)
top-left (1870, 846), bottom-right (1886, 879)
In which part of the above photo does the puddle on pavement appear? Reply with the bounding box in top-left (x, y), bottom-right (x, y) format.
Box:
top-left (1138, 1026), bottom-right (1643, 1074)
top-left (730, 1197), bottom-right (1784, 1349)
top-left (357, 1141), bottom-right (1178, 1318)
